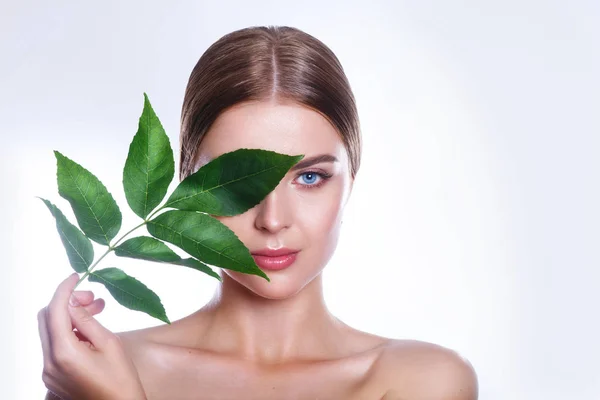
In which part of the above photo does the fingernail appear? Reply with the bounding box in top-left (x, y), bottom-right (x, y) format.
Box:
top-left (69, 294), bottom-right (80, 307)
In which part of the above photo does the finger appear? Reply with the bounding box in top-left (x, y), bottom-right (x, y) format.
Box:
top-left (47, 273), bottom-right (80, 344)
top-left (68, 297), bottom-right (114, 350)
top-left (37, 307), bottom-right (52, 362)
top-left (84, 298), bottom-right (105, 316)
top-left (69, 299), bottom-right (105, 348)
top-left (65, 295), bottom-right (103, 330)
top-left (72, 290), bottom-right (95, 306)
top-left (68, 298), bottom-right (106, 328)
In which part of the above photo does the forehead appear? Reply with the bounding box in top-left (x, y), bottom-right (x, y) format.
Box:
top-left (195, 100), bottom-right (348, 167)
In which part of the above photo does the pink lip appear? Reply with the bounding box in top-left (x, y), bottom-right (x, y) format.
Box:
top-left (251, 248), bottom-right (299, 271)
top-left (251, 247), bottom-right (299, 257)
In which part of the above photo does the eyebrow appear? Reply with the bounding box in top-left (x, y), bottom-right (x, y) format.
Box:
top-left (290, 154), bottom-right (338, 171)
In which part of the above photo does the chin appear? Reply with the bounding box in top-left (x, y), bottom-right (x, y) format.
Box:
top-left (225, 269), bottom-right (319, 300)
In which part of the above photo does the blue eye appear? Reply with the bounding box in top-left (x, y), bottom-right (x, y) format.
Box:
top-left (300, 172), bottom-right (319, 185)
top-left (294, 170), bottom-right (332, 189)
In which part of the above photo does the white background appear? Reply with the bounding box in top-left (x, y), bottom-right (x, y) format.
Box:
top-left (1, 1), bottom-right (598, 399)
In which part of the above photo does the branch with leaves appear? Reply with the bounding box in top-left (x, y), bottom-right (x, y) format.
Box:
top-left (39, 93), bottom-right (303, 324)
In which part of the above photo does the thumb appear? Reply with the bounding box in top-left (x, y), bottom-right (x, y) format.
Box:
top-left (68, 294), bottom-right (113, 350)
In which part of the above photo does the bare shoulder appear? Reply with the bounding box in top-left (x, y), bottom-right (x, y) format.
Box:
top-left (115, 321), bottom-right (174, 342)
top-left (372, 339), bottom-right (478, 400)
top-left (113, 317), bottom-right (201, 364)
top-left (114, 323), bottom-right (173, 357)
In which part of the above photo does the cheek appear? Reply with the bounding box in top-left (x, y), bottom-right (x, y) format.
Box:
top-left (296, 185), bottom-right (345, 246)
top-left (302, 202), bottom-right (341, 237)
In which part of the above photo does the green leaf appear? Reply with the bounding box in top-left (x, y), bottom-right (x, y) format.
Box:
top-left (55, 151), bottom-right (122, 246)
top-left (88, 267), bottom-right (169, 324)
top-left (164, 148), bottom-right (303, 216)
top-left (114, 236), bottom-right (221, 281)
top-left (147, 210), bottom-right (269, 281)
top-left (38, 197), bottom-right (94, 273)
top-left (123, 93), bottom-right (174, 219)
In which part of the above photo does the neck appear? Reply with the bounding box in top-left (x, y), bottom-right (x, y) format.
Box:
top-left (194, 272), bottom-right (346, 364)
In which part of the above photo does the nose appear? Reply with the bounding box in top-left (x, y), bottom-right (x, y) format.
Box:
top-left (253, 185), bottom-right (292, 234)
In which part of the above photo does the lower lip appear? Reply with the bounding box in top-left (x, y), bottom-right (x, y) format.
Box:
top-left (252, 252), bottom-right (298, 271)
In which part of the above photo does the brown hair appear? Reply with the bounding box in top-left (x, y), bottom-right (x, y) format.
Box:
top-left (179, 25), bottom-right (362, 181)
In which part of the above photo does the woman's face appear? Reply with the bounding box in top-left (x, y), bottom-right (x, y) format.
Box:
top-left (193, 99), bottom-right (353, 299)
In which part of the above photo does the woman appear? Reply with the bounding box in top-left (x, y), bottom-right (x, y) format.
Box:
top-left (38, 25), bottom-right (478, 399)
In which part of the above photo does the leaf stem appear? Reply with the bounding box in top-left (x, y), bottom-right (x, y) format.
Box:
top-left (111, 221), bottom-right (148, 248)
top-left (73, 220), bottom-right (147, 289)
top-left (146, 205), bottom-right (166, 222)
top-left (74, 247), bottom-right (112, 289)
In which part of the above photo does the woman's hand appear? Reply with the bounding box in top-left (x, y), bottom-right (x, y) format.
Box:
top-left (37, 273), bottom-right (147, 400)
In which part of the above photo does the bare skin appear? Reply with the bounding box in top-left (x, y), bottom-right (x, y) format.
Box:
top-left (41, 99), bottom-right (477, 399)
top-left (114, 274), bottom-right (478, 400)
